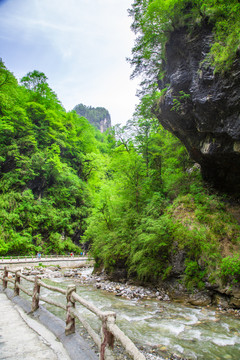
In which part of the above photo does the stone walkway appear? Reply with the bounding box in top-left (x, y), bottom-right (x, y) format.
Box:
top-left (0, 292), bottom-right (70, 360)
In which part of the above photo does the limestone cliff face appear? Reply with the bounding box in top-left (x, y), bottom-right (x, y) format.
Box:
top-left (99, 117), bottom-right (111, 133)
top-left (156, 25), bottom-right (240, 192)
top-left (74, 103), bottom-right (111, 133)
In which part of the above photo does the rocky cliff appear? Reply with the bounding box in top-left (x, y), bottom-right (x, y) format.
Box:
top-left (156, 25), bottom-right (240, 193)
top-left (74, 103), bottom-right (111, 133)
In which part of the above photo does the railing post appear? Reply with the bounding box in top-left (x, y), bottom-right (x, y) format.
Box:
top-left (32, 276), bottom-right (40, 312)
top-left (65, 284), bottom-right (76, 335)
top-left (14, 270), bottom-right (21, 296)
top-left (2, 266), bottom-right (8, 289)
top-left (100, 313), bottom-right (116, 360)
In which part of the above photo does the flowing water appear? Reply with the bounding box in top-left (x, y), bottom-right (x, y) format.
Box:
top-left (21, 268), bottom-right (240, 359)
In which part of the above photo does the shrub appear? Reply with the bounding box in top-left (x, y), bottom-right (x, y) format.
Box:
top-left (220, 255), bottom-right (240, 283)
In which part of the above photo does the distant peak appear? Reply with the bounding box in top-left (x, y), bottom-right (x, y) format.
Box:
top-left (73, 103), bottom-right (111, 133)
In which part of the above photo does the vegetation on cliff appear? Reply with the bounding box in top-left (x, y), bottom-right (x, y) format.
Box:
top-left (128, 0), bottom-right (240, 96)
top-left (128, 1), bottom-right (240, 194)
top-left (74, 103), bottom-right (111, 132)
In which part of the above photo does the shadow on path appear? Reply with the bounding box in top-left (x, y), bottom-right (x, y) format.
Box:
top-left (0, 286), bottom-right (98, 360)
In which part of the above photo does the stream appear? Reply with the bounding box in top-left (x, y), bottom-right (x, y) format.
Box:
top-left (22, 267), bottom-right (240, 359)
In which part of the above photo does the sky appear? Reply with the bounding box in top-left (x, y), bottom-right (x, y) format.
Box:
top-left (0, 0), bottom-right (140, 125)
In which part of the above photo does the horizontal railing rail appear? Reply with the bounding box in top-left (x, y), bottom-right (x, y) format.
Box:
top-left (1, 254), bottom-right (88, 261)
top-left (0, 267), bottom-right (145, 360)
top-left (0, 255), bottom-right (93, 265)
top-left (1, 254), bottom-right (83, 259)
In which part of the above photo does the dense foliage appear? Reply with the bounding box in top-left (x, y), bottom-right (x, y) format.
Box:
top-left (74, 103), bottom-right (111, 132)
top-left (85, 115), bottom-right (240, 288)
top-left (0, 61), bottom-right (108, 255)
top-left (128, 0), bottom-right (240, 96)
top-left (1, 56), bottom-right (240, 288)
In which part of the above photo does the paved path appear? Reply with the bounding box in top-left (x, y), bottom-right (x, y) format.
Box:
top-left (0, 292), bottom-right (70, 360)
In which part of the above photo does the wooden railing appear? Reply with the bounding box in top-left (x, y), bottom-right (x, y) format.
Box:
top-left (1, 255), bottom-right (79, 259)
top-left (0, 267), bottom-right (146, 360)
top-left (0, 254), bottom-right (88, 264)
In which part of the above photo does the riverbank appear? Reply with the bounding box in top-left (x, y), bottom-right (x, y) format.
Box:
top-left (21, 264), bottom-right (240, 317)
top-left (7, 264), bottom-right (240, 360)
top-left (79, 270), bottom-right (240, 317)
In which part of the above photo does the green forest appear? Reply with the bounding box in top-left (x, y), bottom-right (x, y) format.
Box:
top-left (1, 0), bottom-right (240, 290)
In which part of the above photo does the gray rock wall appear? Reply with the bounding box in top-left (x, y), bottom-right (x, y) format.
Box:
top-left (156, 25), bottom-right (240, 192)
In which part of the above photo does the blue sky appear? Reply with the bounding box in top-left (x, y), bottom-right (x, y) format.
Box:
top-left (0, 0), bottom-right (139, 125)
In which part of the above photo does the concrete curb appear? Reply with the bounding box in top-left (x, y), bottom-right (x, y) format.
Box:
top-left (0, 286), bottom-right (98, 360)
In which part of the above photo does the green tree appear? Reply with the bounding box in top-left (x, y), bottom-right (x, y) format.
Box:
top-left (20, 70), bottom-right (61, 108)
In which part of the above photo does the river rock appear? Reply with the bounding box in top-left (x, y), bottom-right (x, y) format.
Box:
top-left (230, 285), bottom-right (240, 299)
top-left (92, 278), bottom-right (160, 300)
top-left (213, 294), bottom-right (229, 309)
top-left (228, 286), bottom-right (240, 308)
top-left (188, 291), bottom-right (212, 306)
top-left (63, 271), bottom-right (74, 277)
top-left (160, 279), bottom-right (189, 303)
top-left (30, 270), bottom-right (41, 275)
top-left (229, 297), bottom-right (240, 308)
top-left (21, 270), bottom-right (31, 276)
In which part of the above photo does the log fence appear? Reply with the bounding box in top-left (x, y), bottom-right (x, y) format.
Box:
top-left (0, 267), bottom-right (145, 360)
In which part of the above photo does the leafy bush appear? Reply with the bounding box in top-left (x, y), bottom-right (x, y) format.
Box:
top-left (129, 214), bottom-right (175, 281)
top-left (184, 259), bottom-right (206, 290)
top-left (220, 255), bottom-right (240, 283)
